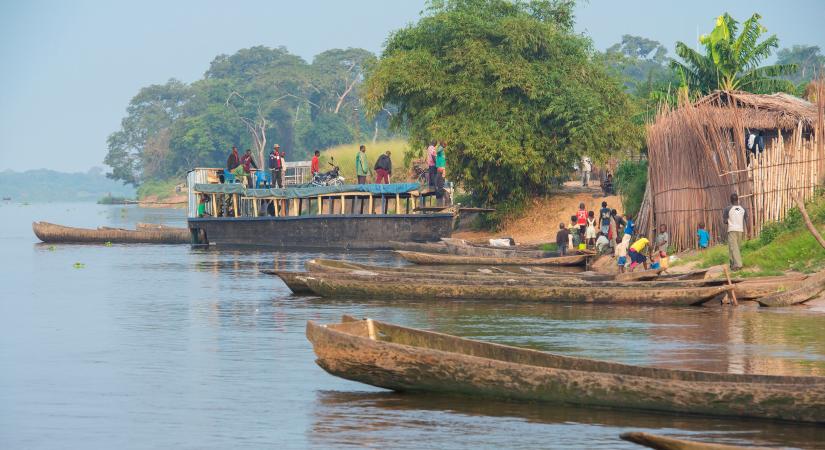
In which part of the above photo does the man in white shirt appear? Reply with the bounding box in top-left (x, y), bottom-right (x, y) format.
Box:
top-left (581, 156), bottom-right (592, 187)
top-left (722, 193), bottom-right (748, 271)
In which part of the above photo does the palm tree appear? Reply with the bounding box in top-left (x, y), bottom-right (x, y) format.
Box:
top-left (672, 13), bottom-right (798, 94)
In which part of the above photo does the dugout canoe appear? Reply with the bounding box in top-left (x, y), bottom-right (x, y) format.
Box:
top-left (388, 241), bottom-right (449, 254)
top-left (396, 250), bottom-right (588, 266)
top-left (756, 270), bottom-right (825, 307)
top-left (614, 268), bottom-right (666, 282)
top-left (305, 259), bottom-right (605, 279)
top-left (32, 221), bottom-right (190, 244)
top-left (298, 275), bottom-right (732, 306)
top-left (260, 270), bottom-right (314, 295)
top-left (619, 432), bottom-right (762, 450)
top-left (307, 316), bottom-right (825, 423)
top-left (441, 239), bottom-right (551, 258)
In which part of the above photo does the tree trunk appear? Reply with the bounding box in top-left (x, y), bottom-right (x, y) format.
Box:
top-left (793, 193), bottom-right (825, 250)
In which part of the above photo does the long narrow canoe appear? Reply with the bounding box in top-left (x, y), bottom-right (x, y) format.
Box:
top-left (614, 268), bottom-right (666, 282)
top-left (756, 270), bottom-right (825, 307)
top-left (260, 270), bottom-right (314, 295)
top-left (299, 275), bottom-right (731, 306)
top-left (307, 316), bottom-right (825, 423)
top-left (32, 221), bottom-right (190, 244)
top-left (441, 239), bottom-right (550, 258)
top-left (388, 241), bottom-right (449, 254)
top-left (619, 432), bottom-right (763, 450)
top-left (396, 250), bottom-right (588, 266)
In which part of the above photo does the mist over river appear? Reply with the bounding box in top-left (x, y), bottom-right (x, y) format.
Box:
top-left (1, 202), bottom-right (824, 449)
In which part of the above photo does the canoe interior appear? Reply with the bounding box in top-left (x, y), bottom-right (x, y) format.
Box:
top-left (320, 317), bottom-right (823, 385)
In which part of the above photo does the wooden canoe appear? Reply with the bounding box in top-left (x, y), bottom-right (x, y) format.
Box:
top-left (396, 250), bottom-right (588, 266)
top-left (32, 221), bottom-right (190, 244)
top-left (307, 316), bottom-right (825, 423)
top-left (260, 270), bottom-right (314, 295)
top-left (619, 432), bottom-right (764, 450)
top-left (614, 268), bottom-right (666, 282)
top-left (299, 275), bottom-right (732, 306)
top-left (388, 241), bottom-right (449, 254)
top-left (441, 239), bottom-right (551, 258)
top-left (757, 270), bottom-right (825, 307)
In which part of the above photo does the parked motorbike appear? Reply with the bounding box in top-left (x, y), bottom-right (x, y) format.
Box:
top-left (311, 159), bottom-right (345, 186)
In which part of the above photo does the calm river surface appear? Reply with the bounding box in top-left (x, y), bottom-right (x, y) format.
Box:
top-left (2, 202), bottom-right (824, 449)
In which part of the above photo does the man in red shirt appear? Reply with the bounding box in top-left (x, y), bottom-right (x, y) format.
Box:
top-left (311, 150), bottom-right (320, 176)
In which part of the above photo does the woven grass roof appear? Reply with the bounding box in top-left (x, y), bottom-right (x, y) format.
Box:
top-left (692, 90), bottom-right (818, 130)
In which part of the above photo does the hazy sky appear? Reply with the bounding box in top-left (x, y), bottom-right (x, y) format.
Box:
top-left (1, 0), bottom-right (823, 173)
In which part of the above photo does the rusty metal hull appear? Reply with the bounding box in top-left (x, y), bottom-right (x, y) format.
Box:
top-left (306, 317), bottom-right (825, 423)
top-left (188, 214), bottom-right (454, 249)
top-left (299, 275), bottom-right (731, 306)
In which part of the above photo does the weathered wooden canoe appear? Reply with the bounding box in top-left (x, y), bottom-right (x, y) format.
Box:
top-left (614, 268), bottom-right (666, 282)
top-left (396, 250), bottom-right (589, 266)
top-left (441, 239), bottom-right (551, 258)
top-left (307, 316), bottom-right (825, 423)
top-left (299, 275), bottom-right (732, 306)
top-left (388, 241), bottom-right (449, 254)
top-left (260, 270), bottom-right (314, 295)
top-left (757, 270), bottom-right (825, 307)
top-left (32, 221), bottom-right (190, 244)
top-left (619, 432), bottom-right (762, 450)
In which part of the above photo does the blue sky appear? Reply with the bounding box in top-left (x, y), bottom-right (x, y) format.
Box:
top-left (1, 0), bottom-right (823, 172)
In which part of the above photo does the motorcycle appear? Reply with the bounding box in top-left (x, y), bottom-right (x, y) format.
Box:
top-left (311, 159), bottom-right (345, 186)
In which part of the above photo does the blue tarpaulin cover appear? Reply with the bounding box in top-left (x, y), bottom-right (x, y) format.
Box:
top-left (193, 183), bottom-right (421, 198)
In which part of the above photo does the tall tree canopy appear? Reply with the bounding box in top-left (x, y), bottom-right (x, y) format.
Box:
top-left (364, 0), bottom-right (642, 210)
top-left (104, 46), bottom-right (388, 186)
top-left (776, 45), bottom-right (825, 85)
top-left (672, 13), bottom-right (798, 95)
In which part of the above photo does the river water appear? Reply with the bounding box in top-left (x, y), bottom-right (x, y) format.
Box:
top-left (1, 202), bottom-right (824, 449)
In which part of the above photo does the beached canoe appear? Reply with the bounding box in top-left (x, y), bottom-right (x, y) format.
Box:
top-left (441, 239), bottom-right (551, 258)
top-left (32, 221), bottom-right (190, 244)
top-left (388, 241), bottom-right (449, 254)
top-left (619, 432), bottom-right (762, 450)
top-left (299, 275), bottom-right (731, 306)
top-left (305, 259), bottom-right (606, 279)
top-left (614, 268), bottom-right (666, 282)
top-left (260, 270), bottom-right (314, 295)
top-left (756, 270), bottom-right (825, 307)
top-left (307, 316), bottom-right (825, 423)
top-left (396, 250), bottom-right (589, 266)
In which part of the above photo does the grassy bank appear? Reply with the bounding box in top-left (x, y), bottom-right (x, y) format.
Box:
top-left (674, 192), bottom-right (825, 275)
top-left (136, 179), bottom-right (179, 201)
top-left (320, 139), bottom-right (410, 182)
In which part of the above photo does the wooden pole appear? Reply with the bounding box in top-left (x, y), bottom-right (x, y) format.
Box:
top-left (396, 194), bottom-right (400, 214)
top-left (368, 195), bottom-right (374, 214)
top-left (793, 192), bottom-right (825, 250)
top-left (233, 194), bottom-right (239, 217)
top-left (274, 197), bottom-right (279, 216)
top-left (723, 266), bottom-right (738, 306)
top-left (211, 194), bottom-right (217, 216)
top-left (340, 195), bottom-right (345, 214)
top-left (252, 198), bottom-right (258, 217)
top-left (317, 195), bottom-right (322, 215)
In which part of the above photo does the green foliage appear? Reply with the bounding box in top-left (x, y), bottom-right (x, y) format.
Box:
top-left (0, 168), bottom-right (135, 202)
top-left (613, 160), bottom-right (648, 219)
top-left (776, 45), bottom-right (825, 85)
top-left (672, 13), bottom-right (798, 95)
top-left (136, 179), bottom-right (178, 200)
top-left (320, 139), bottom-right (408, 181)
top-left (364, 0), bottom-right (643, 214)
top-left (104, 46), bottom-right (392, 187)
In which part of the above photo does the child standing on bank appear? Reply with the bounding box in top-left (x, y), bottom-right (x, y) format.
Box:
top-left (556, 223), bottom-right (570, 256)
top-left (697, 222), bottom-right (710, 250)
top-left (614, 236), bottom-right (628, 273)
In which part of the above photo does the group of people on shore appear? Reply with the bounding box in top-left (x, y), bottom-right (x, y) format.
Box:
top-left (554, 200), bottom-right (670, 273)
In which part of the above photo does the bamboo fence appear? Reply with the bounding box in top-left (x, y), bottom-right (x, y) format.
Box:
top-left (638, 89), bottom-right (825, 250)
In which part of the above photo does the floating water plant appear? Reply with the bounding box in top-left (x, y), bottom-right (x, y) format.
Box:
top-left (73, 262), bottom-right (85, 269)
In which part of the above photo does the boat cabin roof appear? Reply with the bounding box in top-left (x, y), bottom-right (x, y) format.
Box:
top-left (193, 182), bottom-right (422, 200)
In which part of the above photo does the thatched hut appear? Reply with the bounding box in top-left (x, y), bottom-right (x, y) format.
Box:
top-left (638, 89), bottom-right (825, 250)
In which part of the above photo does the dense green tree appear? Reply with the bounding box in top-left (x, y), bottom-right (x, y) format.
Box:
top-left (364, 0), bottom-right (641, 212)
top-left (776, 45), bottom-right (825, 84)
top-left (672, 13), bottom-right (797, 94)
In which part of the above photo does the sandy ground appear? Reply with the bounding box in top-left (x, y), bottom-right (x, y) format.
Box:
top-left (454, 182), bottom-right (623, 245)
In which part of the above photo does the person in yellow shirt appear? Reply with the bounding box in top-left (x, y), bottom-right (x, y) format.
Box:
top-left (628, 237), bottom-right (649, 271)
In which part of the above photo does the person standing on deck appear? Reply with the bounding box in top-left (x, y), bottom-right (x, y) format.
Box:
top-left (356, 145), bottom-right (370, 184)
top-left (279, 150), bottom-right (287, 186)
top-left (225, 146), bottom-right (240, 182)
top-left (310, 150), bottom-right (320, 176)
top-left (235, 149), bottom-right (257, 187)
top-left (581, 155), bottom-right (592, 187)
top-left (426, 141), bottom-right (437, 188)
top-left (723, 193), bottom-right (748, 271)
top-left (374, 151), bottom-right (392, 184)
top-left (268, 146), bottom-right (279, 188)
top-left (270, 145), bottom-right (283, 188)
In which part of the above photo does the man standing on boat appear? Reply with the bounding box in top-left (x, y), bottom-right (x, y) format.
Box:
top-left (426, 141), bottom-right (437, 188)
top-left (224, 146), bottom-right (240, 183)
top-left (270, 144), bottom-right (283, 188)
top-left (374, 151), bottom-right (392, 184)
top-left (356, 145), bottom-right (371, 184)
top-left (723, 193), bottom-right (747, 271)
top-left (311, 150), bottom-right (320, 176)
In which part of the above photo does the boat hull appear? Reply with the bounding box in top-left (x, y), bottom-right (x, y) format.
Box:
top-left (306, 318), bottom-right (825, 423)
top-left (188, 214), bottom-right (454, 249)
top-left (396, 250), bottom-right (588, 266)
top-left (32, 221), bottom-right (190, 244)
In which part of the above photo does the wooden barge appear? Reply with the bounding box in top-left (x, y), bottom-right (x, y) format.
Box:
top-left (306, 316), bottom-right (825, 423)
top-left (185, 168), bottom-right (454, 249)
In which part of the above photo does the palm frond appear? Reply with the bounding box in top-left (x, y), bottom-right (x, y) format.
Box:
top-left (732, 13), bottom-right (763, 64)
top-left (741, 35), bottom-right (780, 71)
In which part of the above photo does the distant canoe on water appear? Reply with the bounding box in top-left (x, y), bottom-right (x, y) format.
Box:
top-left (32, 221), bottom-right (190, 244)
top-left (395, 250), bottom-right (589, 266)
top-left (619, 432), bottom-right (761, 450)
top-left (307, 316), bottom-right (825, 423)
